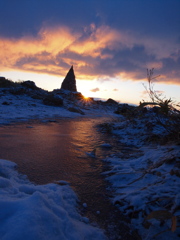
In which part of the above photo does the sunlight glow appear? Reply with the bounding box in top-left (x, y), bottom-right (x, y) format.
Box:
top-left (83, 95), bottom-right (89, 100)
top-left (1, 70), bottom-right (180, 105)
top-left (0, 23), bottom-right (179, 105)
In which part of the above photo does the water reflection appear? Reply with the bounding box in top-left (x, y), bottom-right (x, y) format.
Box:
top-left (0, 118), bottom-right (139, 239)
top-left (0, 118), bottom-right (112, 220)
top-left (0, 118), bottom-right (109, 185)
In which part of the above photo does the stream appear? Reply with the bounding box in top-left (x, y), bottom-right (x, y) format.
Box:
top-left (0, 117), bottom-right (140, 240)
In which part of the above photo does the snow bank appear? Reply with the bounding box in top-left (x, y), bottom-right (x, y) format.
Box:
top-left (0, 92), bottom-right (117, 124)
top-left (0, 94), bottom-right (77, 124)
top-left (0, 159), bottom-right (107, 240)
top-left (103, 116), bottom-right (180, 240)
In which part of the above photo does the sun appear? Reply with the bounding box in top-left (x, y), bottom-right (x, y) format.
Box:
top-left (78, 94), bottom-right (93, 106)
top-left (83, 95), bottom-right (89, 100)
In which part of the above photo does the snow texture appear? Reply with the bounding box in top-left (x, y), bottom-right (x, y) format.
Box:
top-left (103, 114), bottom-right (180, 240)
top-left (0, 87), bottom-right (116, 240)
top-left (0, 91), bottom-right (117, 124)
top-left (0, 159), bottom-right (107, 240)
top-left (1, 90), bottom-right (180, 239)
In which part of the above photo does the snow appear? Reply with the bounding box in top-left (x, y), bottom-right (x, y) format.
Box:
top-left (0, 159), bottom-right (107, 240)
top-left (0, 93), bottom-right (78, 124)
top-left (1, 89), bottom-right (180, 239)
top-left (0, 91), bottom-right (116, 124)
top-left (0, 90), bottom-right (113, 239)
top-left (103, 114), bottom-right (180, 240)
top-left (83, 203), bottom-right (87, 208)
top-left (100, 143), bottom-right (112, 148)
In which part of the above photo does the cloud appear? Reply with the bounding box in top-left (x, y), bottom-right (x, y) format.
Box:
top-left (140, 89), bottom-right (165, 100)
top-left (90, 88), bottom-right (100, 92)
top-left (0, 24), bottom-right (122, 77)
top-left (0, 22), bottom-right (179, 85)
top-left (0, 26), bottom-right (78, 75)
top-left (1, 1), bottom-right (179, 39)
top-left (70, 25), bottom-right (121, 57)
top-left (113, 89), bottom-right (118, 91)
top-left (97, 77), bottom-right (111, 82)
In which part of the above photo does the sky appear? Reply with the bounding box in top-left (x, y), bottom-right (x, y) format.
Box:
top-left (0, 0), bottom-right (180, 104)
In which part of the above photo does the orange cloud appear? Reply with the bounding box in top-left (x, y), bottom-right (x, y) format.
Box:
top-left (69, 25), bottom-right (121, 58)
top-left (0, 24), bottom-right (123, 79)
top-left (0, 24), bottom-right (179, 85)
top-left (90, 87), bottom-right (100, 92)
top-left (0, 26), bottom-right (78, 74)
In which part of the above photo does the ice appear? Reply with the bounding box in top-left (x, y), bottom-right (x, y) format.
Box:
top-left (0, 159), bottom-right (107, 240)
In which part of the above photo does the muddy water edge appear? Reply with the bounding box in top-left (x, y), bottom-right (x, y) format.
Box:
top-left (0, 117), bottom-right (140, 240)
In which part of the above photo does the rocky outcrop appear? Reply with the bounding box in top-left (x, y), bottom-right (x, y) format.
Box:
top-left (105, 98), bottom-right (119, 105)
top-left (53, 89), bottom-right (84, 101)
top-left (0, 77), bottom-right (18, 88)
top-left (60, 66), bottom-right (77, 92)
top-left (43, 94), bottom-right (63, 107)
top-left (67, 107), bottom-right (85, 115)
top-left (21, 80), bottom-right (40, 90)
top-left (114, 104), bottom-right (136, 114)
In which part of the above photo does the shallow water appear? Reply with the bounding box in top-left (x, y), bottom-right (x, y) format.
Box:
top-left (0, 117), bottom-right (140, 240)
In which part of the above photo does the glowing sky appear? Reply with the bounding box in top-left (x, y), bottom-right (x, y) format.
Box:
top-left (0, 0), bottom-right (180, 104)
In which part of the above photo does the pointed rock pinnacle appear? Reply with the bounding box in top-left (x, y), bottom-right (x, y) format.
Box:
top-left (60, 65), bottom-right (77, 92)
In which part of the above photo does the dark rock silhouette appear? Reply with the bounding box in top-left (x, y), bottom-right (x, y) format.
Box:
top-left (21, 80), bottom-right (39, 90)
top-left (43, 94), bottom-right (63, 107)
top-left (114, 104), bottom-right (136, 115)
top-left (0, 77), bottom-right (17, 88)
top-left (105, 98), bottom-right (118, 105)
top-left (67, 107), bottom-right (85, 115)
top-left (60, 66), bottom-right (77, 92)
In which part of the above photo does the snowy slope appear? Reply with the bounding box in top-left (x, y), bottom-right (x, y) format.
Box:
top-left (0, 91), bottom-right (117, 124)
top-left (0, 92), bottom-right (82, 124)
top-left (0, 91), bottom-right (115, 240)
top-left (103, 114), bottom-right (180, 240)
top-left (1, 89), bottom-right (179, 239)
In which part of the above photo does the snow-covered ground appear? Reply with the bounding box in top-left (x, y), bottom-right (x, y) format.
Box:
top-left (0, 91), bottom-right (116, 124)
top-left (103, 113), bottom-right (180, 240)
top-left (0, 93), bottom-right (74, 124)
top-left (0, 91), bottom-right (113, 240)
top-left (0, 159), bottom-right (107, 240)
top-left (0, 90), bottom-right (180, 239)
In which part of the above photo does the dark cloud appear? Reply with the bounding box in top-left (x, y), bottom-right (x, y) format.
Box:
top-left (90, 88), bottom-right (100, 92)
top-left (0, 0), bottom-right (179, 84)
top-left (95, 0), bottom-right (180, 39)
top-left (92, 45), bottom-right (156, 79)
top-left (1, 0), bottom-right (179, 39)
top-left (0, 0), bottom-right (98, 38)
top-left (145, 51), bottom-right (180, 83)
top-left (160, 53), bottom-right (180, 78)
